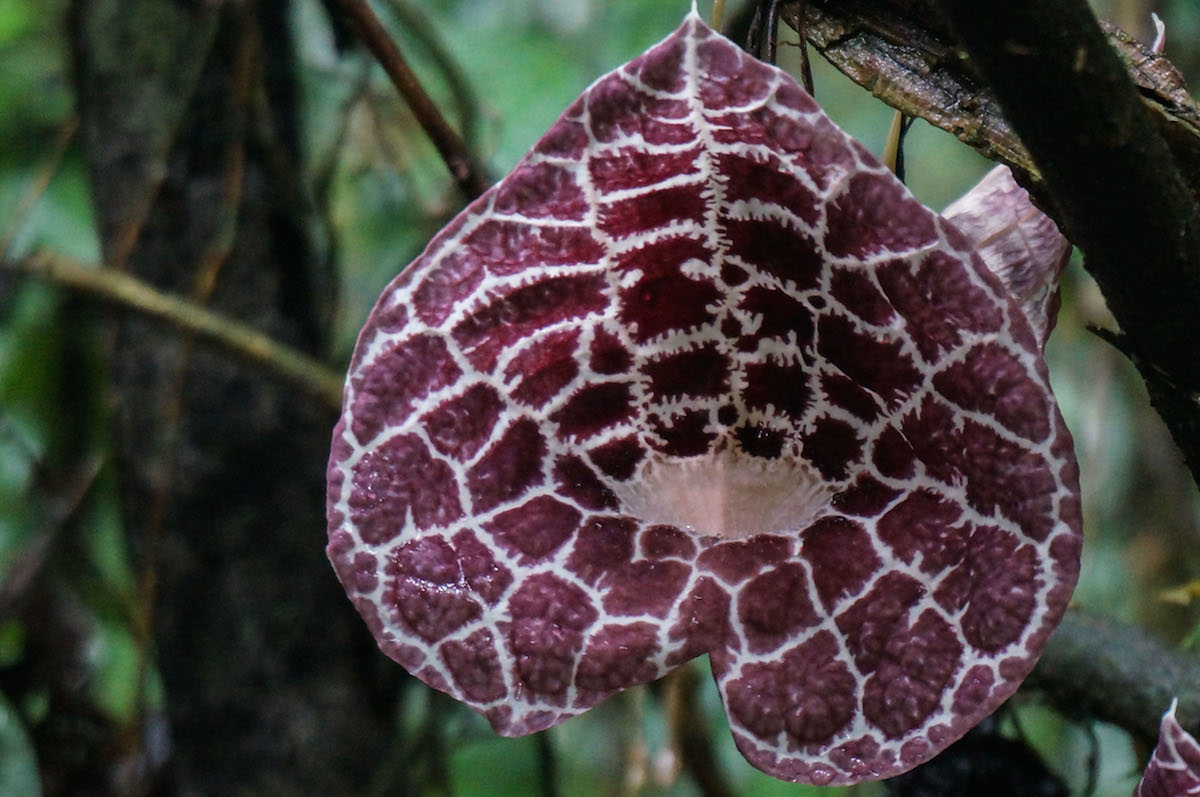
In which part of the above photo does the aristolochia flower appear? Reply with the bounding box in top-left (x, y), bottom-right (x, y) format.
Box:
top-left (1135, 701), bottom-right (1200, 797)
top-left (325, 9), bottom-right (1081, 785)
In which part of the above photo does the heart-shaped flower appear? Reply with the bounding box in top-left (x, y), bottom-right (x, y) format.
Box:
top-left (325, 9), bottom-right (1081, 784)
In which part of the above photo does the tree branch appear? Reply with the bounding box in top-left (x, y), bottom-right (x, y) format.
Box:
top-left (5, 252), bottom-right (345, 411)
top-left (334, 0), bottom-right (490, 200)
top-left (1029, 610), bottom-right (1200, 743)
top-left (784, 0), bottom-right (1200, 484)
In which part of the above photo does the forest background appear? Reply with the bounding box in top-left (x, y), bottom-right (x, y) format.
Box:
top-left (1, 0), bottom-right (1199, 794)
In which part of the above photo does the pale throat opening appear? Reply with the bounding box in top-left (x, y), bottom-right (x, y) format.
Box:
top-left (610, 448), bottom-right (835, 540)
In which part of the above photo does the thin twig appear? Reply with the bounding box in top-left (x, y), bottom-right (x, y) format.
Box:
top-left (5, 252), bottom-right (345, 410)
top-left (383, 0), bottom-right (482, 150)
top-left (335, 0), bottom-right (489, 200)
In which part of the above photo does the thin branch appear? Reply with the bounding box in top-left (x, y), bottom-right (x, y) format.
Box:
top-left (335, 0), bottom-right (490, 200)
top-left (1028, 609), bottom-right (1200, 743)
top-left (5, 252), bottom-right (345, 411)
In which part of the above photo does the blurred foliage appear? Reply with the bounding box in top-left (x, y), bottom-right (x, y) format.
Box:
top-left (0, 0), bottom-right (1199, 794)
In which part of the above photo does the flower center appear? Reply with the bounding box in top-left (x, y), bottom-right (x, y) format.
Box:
top-left (611, 448), bottom-right (835, 540)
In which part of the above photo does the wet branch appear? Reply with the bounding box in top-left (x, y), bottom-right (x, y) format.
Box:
top-left (334, 0), bottom-right (490, 200)
top-left (5, 252), bottom-right (345, 410)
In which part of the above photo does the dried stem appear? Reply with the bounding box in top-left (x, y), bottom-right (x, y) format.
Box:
top-left (5, 252), bottom-right (344, 410)
top-left (335, 0), bottom-right (489, 200)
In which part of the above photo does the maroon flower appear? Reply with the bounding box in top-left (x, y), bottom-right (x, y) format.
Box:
top-left (1135, 701), bottom-right (1200, 797)
top-left (326, 10), bottom-right (1081, 785)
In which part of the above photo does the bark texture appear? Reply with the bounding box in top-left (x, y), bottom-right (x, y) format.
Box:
top-left (69, 1), bottom-right (399, 792)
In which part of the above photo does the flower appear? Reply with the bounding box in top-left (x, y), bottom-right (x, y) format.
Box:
top-left (325, 10), bottom-right (1081, 785)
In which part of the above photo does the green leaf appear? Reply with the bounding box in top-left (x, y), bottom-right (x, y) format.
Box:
top-left (0, 691), bottom-right (42, 797)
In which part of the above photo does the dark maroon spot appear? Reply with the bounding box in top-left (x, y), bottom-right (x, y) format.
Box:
top-left (737, 284), bottom-right (815, 353)
top-left (651, 409), bottom-right (715, 456)
top-left (644, 344), bottom-right (729, 401)
top-left (724, 631), bottom-right (856, 744)
top-left (901, 396), bottom-right (964, 485)
top-left (462, 220), bottom-right (605, 277)
top-left (589, 328), bottom-right (632, 375)
top-left (450, 530), bottom-right (513, 605)
top-left (589, 74), bottom-right (689, 144)
top-left (442, 629), bottom-right (507, 702)
top-left (637, 33), bottom-right (686, 91)
top-left (698, 38), bottom-right (771, 108)
top-left (717, 404), bottom-right (738, 426)
top-left (829, 266), bottom-right (895, 326)
top-left (801, 416), bottom-right (863, 481)
top-left (697, 536), bottom-right (790, 584)
top-left (466, 418), bottom-right (546, 513)
top-left (618, 239), bottom-right (721, 342)
top-left (667, 577), bottom-right (732, 664)
top-left (824, 172), bottom-right (937, 258)
top-left (719, 152), bottom-right (820, 225)
top-left (588, 436), bottom-right (645, 480)
top-left (351, 435), bottom-right (462, 544)
top-left (351, 334), bottom-right (461, 444)
top-left (935, 525), bottom-right (1037, 652)
top-left (452, 273), bottom-right (607, 371)
top-left (821, 372), bottom-right (882, 423)
top-left (641, 526), bottom-right (697, 559)
top-left (739, 564), bottom-right (820, 654)
top-left (836, 572), bottom-right (926, 673)
top-left (599, 183), bottom-right (707, 237)
top-left (721, 262), bottom-right (749, 285)
top-left (602, 560), bottom-right (691, 617)
top-left (486, 496), bottom-right (582, 561)
top-left (554, 455), bottom-right (618, 511)
top-left (535, 118), bottom-right (588, 160)
top-left (876, 253), bottom-right (1004, 362)
top-left (567, 516), bottom-right (637, 585)
top-left (590, 146), bottom-right (701, 193)
top-left (492, 161), bottom-right (586, 220)
top-left (873, 425), bottom-right (917, 480)
top-left (951, 665), bottom-right (995, 715)
top-left (742, 359), bottom-right (810, 419)
top-left (413, 250), bottom-right (484, 327)
top-left (817, 313), bottom-right (921, 409)
top-left (508, 574), bottom-right (598, 701)
top-left (960, 420), bottom-right (1056, 540)
top-left (550, 381), bottom-right (636, 441)
top-left (934, 343), bottom-right (1051, 442)
top-left (735, 423), bottom-right (784, 458)
top-left (575, 623), bottom-right (661, 694)
top-left (878, 490), bottom-right (969, 573)
top-left (802, 517), bottom-right (881, 611)
top-left (422, 383), bottom-right (505, 460)
top-left (861, 610), bottom-right (962, 738)
top-left (385, 537), bottom-right (481, 643)
top-left (832, 475), bottom-right (902, 517)
top-left (723, 218), bottom-right (824, 292)
top-left (774, 80), bottom-right (819, 113)
top-left (504, 329), bottom-right (581, 409)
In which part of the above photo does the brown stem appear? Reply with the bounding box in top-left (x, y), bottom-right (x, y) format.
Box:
top-left (335, 0), bottom-right (490, 200)
top-left (1028, 609), bottom-right (1200, 743)
top-left (6, 252), bottom-right (345, 410)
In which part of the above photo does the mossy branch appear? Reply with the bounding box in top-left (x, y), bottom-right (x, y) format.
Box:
top-left (5, 252), bottom-right (345, 411)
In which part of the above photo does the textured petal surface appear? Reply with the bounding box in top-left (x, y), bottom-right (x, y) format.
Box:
top-left (326, 11), bottom-right (1082, 785)
top-left (942, 165), bottom-right (1072, 349)
top-left (1135, 701), bottom-right (1200, 797)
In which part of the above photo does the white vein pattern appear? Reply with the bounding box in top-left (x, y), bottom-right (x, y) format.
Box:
top-left (325, 11), bottom-right (1081, 785)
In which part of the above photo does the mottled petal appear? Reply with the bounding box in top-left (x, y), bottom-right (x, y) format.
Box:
top-left (1135, 700), bottom-right (1200, 797)
top-left (326, 9), bottom-right (1081, 786)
